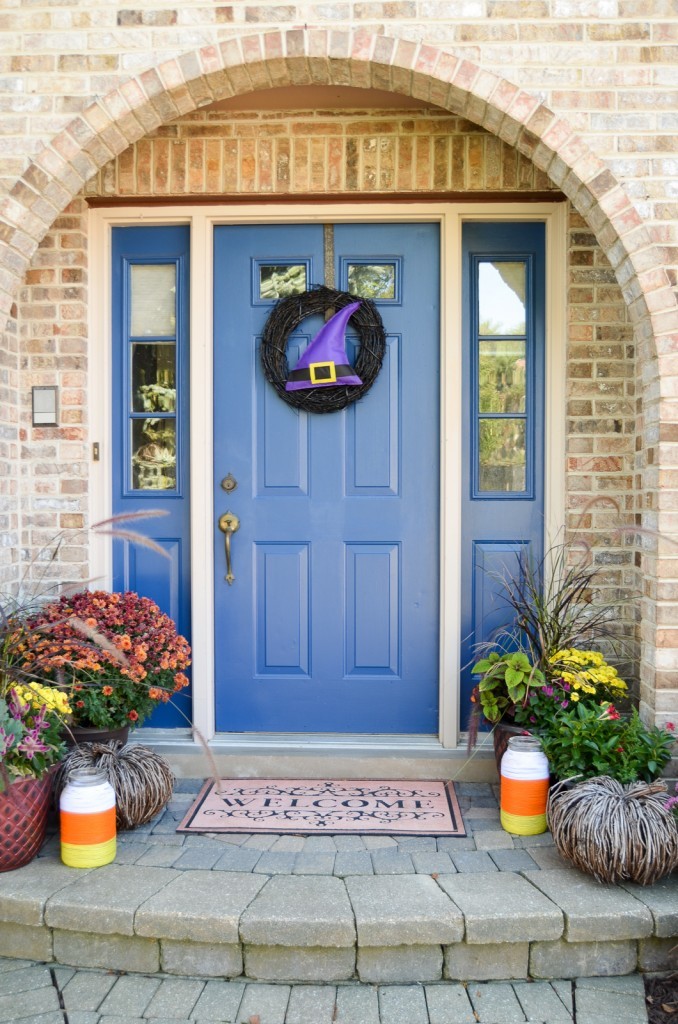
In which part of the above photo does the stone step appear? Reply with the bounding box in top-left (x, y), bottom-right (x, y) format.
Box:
top-left (0, 856), bottom-right (675, 986)
top-left (0, 956), bottom-right (651, 1024)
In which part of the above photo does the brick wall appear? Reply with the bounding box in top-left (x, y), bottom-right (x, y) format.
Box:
top-left (566, 208), bottom-right (638, 680)
top-left (0, 316), bottom-right (18, 589)
top-left (2, 3), bottom-right (677, 729)
top-left (84, 107), bottom-right (555, 196)
top-left (17, 197), bottom-right (89, 593)
top-left (2, 4), bottom-right (677, 251)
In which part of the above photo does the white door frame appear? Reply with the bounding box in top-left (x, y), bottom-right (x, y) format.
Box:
top-left (89, 201), bottom-right (566, 750)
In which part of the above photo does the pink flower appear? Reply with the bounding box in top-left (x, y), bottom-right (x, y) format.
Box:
top-left (666, 722), bottom-right (675, 732)
top-left (0, 728), bottom-right (15, 757)
top-left (18, 732), bottom-right (48, 758)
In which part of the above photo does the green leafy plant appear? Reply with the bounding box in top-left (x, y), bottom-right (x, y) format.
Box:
top-left (536, 701), bottom-right (673, 783)
top-left (0, 683), bottom-right (70, 790)
top-left (0, 569), bottom-right (74, 790)
top-left (471, 650), bottom-right (546, 724)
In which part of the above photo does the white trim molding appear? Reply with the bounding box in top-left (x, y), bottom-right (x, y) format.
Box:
top-left (89, 201), bottom-right (566, 755)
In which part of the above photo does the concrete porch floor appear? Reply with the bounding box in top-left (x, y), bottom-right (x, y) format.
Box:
top-left (0, 780), bottom-right (674, 1022)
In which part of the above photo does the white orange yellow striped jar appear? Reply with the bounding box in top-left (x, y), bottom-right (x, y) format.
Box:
top-left (60, 768), bottom-right (116, 868)
top-left (500, 735), bottom-right (550, 836)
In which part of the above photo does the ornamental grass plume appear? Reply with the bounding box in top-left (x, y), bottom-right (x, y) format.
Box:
top-left (487, 541), bottom-right (628, 671)
top-left (19, 590), bottom-right (191, 731)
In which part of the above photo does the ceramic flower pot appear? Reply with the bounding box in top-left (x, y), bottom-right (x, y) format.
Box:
top-left (65, 724), bottom-right (130, 748)
top-left (0, 771), bottom-right (54, 872)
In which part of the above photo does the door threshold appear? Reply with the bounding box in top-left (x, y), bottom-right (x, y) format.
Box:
top-left (215, 732), bottom-right (447, 751)
top-left (135, 730), bottom-right (497, 782)
top-left (141, 729), bottom-right (456, 751)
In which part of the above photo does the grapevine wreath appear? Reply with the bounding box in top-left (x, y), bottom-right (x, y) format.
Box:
top-left (260, 285), bottom-right (386, 413)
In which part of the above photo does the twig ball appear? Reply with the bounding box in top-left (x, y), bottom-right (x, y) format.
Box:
top-left (547, 775), bottom-right (678, 885)
top-left (54, 742), bottom-right (174, 830)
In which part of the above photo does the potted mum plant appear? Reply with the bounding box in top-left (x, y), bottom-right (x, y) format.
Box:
top-left (18, 590), bottom-right (191, 743)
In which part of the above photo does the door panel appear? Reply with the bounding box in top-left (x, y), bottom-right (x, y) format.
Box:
top-left (213, 222), bottom-right (440, 733)
top-left (460, 222), bottom-right (546, 728)
top-left (111, 225), bottom-right (191, 728)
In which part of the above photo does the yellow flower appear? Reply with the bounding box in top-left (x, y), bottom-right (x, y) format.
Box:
top-left (571, 692), bottom-right (580, 701)
top-left (548, 648), bottom-right (627, 695)
top-left (17, 683), bottom-right (71, 716)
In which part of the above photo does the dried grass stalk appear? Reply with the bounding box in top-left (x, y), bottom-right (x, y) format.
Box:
top-left (54, 742), bottom-right (174, 830)
top-left (547, 775), bottom-right (678, 885)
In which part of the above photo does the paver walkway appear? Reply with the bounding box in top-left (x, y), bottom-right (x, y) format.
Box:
top-left (1, 779), bottom-right (672, 1007)
top-left (0, 956), bottom-right (649, 1023)
top-left (40, 780), bottom-right (567, 872)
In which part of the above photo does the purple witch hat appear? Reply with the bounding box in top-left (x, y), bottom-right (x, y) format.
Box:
top-left (285, 301), bottom-right (363, 391)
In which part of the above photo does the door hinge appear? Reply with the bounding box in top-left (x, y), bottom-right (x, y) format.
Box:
top-left (92, 442), bottom-right (100, 462)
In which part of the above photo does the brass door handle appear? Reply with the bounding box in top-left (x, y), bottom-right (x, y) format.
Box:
top-left (218, 511), bottom-right (240, 585)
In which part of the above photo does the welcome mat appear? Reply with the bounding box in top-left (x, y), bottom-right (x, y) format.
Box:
top-left (177, 779), bottom-right (465, 836)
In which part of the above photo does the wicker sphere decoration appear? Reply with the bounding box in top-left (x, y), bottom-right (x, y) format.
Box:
top-left (54, 742), bottom-right (174, 831)
top-left (547, 775), bottom-right (678, 885)
top-left (260, 285), bottom-right (386, 413)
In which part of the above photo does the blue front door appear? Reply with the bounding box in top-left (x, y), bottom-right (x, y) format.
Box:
top-left (459, 221), bottom-right (546, 728)
top-left (213, 223), bottom-right (440, 733)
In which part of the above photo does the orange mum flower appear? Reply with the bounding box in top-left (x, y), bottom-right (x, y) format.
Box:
top-left (20, 589), bottom-right (191, 730)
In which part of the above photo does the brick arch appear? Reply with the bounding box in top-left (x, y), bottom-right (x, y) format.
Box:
top-left (2, 27), bottom-right (676, 360)
top-left (3, 26), bottom-right (676, 728)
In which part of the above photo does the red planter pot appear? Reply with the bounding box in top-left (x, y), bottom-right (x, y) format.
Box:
top-left (0, 771), bottom-right (54, 872)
